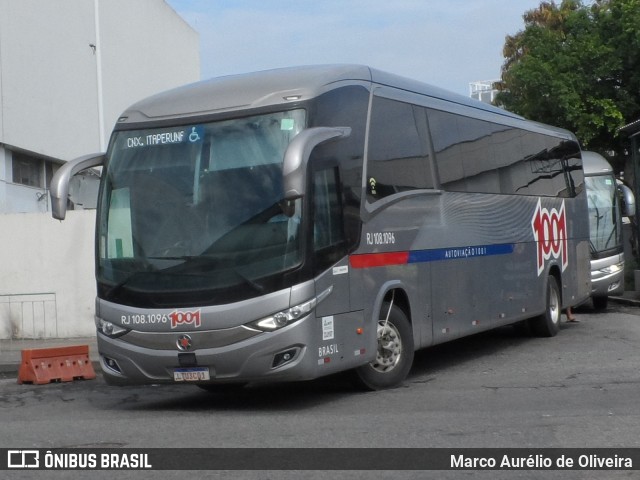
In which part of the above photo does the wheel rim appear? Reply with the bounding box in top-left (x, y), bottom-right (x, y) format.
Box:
top-left (371, 321), bottom-right (402, 373)
top-left (549, 284), bottom-right (560, 325)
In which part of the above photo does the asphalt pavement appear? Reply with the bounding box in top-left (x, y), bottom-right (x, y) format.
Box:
top-left (1, 293), bottom-right (639, 379)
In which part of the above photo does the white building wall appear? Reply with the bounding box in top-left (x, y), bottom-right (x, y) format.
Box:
top-left (0, 1), bottom-right (200, 338)
top-left (99, 0), bottom-right (200, 143)
top-left (0, 0), bottom-right (199, 160)
top-left (0, 0), bottom-right (100, 160)
top-left (0, 148), bottom-right (7, 212)
top-left (0, 211), bottom-right (96, 339)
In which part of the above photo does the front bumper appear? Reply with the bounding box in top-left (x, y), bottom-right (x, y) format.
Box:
top-left (590, 257), bottom-right (624, 298)
top-left (97, 313), bottom-right (319, 386)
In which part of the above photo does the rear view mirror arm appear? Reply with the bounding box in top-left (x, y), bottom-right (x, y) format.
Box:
top-left (282, 127), bottom-right (351, 202)
top-left (50, 153), bottom-right (105, 220)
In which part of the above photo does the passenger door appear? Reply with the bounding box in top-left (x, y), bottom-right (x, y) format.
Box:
top-left (312, 166), bottom-right (350, 316)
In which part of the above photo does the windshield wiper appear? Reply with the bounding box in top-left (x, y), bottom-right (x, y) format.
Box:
top-left (105, 267), bottom-right (158, 299)
top-left (148, 255), bottom-right (265, 293)
top-left (148, 255), bottom-right (198, 261)
top-left (231, 268), bottom-right (265, 293)
top-left (148, 254), bottom-right (223, 268)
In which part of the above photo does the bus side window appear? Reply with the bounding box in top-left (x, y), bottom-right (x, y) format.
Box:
top-left (313, 167), bottom-right (346, 271)
top-left (366, 96), bottom-right (432, 202)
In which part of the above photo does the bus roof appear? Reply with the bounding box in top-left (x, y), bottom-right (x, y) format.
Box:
top-left (116, 64), bottom-right (524, 126)
top-left (582, 151), bottom-right (613, 176)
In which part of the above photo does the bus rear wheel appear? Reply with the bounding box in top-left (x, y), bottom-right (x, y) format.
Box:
top-left (353, 303), bottom-right (414, 390)
top-left (530, 275), bottom-right (561, 337)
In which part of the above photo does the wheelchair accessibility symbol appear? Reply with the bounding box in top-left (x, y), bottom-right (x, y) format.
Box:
top-left (188, 126), bottom-right (204, 143)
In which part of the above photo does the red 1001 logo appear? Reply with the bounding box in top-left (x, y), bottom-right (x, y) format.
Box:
top-left (531, 199), bottom-right (568, 276)
top-left (170, 310), bottom-right (202, 329)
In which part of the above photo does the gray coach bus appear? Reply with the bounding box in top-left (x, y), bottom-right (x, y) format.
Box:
top-left (583, 151), bottom-right (634, 310)
top-left (51, 65), bottom-right (590, 390)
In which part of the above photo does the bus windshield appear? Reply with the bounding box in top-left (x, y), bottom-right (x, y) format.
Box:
top-left (585, 173), bottom-right (622, 255)
top-left (97, 110), bottom-right (306, 307)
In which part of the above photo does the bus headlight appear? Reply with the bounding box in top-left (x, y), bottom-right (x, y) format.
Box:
top-left (96, 317), bottom-right (129, 338)
top-left (249, 286), bottom-right (333, 332)
top-left (250, 298), bottom-right (318, 332)
top-left (600, 263), bottom-right (623, 275)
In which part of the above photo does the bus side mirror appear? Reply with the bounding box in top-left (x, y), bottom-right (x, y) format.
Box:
top-left (617, 183), bottom-right (636, 217)
top-left (50, 153), bottom-right (105, 220)
top-left (282, 126), bottom-right (351, 204)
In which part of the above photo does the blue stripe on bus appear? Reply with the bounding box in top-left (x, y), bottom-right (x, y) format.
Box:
top-left (408, 243), bottom-right (515, 263)
top-left (350, 243), bottom-right (515, 269)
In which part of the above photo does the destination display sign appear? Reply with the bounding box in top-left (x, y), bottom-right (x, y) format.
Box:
top-left (124, 125), bottom-right (204, 149)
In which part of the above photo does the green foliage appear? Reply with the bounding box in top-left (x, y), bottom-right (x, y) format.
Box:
top-left (496, 0), bottom-right (640, 158)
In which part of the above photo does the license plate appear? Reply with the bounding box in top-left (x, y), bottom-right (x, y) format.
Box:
top-left (173, 367), bottom-right (210, 382)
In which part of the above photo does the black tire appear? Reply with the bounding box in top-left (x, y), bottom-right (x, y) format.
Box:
top-left (592, 296), bottom-right (608, 311)
top-left (530, 276), bottom-right (561, 337)
top-left (353, 303), bottom-right (415, 390)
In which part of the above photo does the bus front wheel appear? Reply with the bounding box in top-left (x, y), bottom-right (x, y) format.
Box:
top-left (353, 303), bottom-right (414, 390)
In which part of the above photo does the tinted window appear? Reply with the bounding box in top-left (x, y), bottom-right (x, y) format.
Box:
top-left (511, 134), bottom-right (581, 197)
top-left (98, 111), bottom-right (306, 308)
top-left (367, 96), bottom-right (433, 202)
top-left (313, 167), bottom-right (346, 272)
top-left (310, 85), bottom-right (368, 202)
top-left (585, 174), bottom-right (622, 254)
top-left (427, 108), bottom-right (583, 197)
top-left (309, 85), bottom-right (369, 248)
top-left (427, 109), bottom-right (465, 190)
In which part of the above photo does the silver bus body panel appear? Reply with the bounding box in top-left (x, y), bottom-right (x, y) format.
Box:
top-left (582, 151), bottom-right (613, 175)
top-left (97, 313), bottom-right (319, 385)
top-left (353, 191), bottom-right (590, 349)
top-left (97, 280), bottom-right (315, 332)
top-left (119, 65), bottom-right (374, 124)
top-left (590, 253), bottom-right (624, 297)
top-left (97, 276), bottom-right (372, 385)
top-left (79, 65), bottom-right (591, 387)
top-left (117, 64), bottom-right (523, 128)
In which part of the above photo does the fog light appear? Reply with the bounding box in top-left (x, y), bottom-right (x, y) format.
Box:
top-left (103, 356), bottom-right (122, 373)
top-left (272, 348), bottom-right (299, 368)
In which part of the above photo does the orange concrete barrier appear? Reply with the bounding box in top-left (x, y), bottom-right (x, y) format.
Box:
top-left (18, 345), bottom-right (96, 384)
